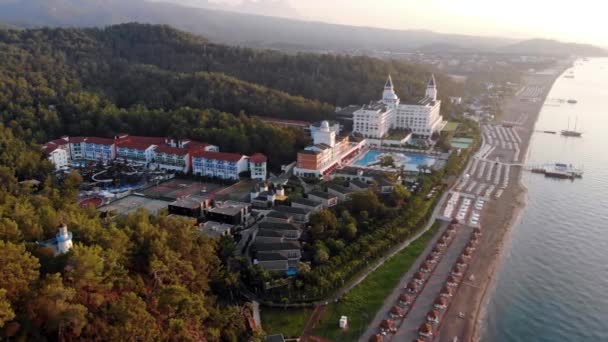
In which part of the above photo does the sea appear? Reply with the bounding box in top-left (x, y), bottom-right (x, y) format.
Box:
top-left (481, 58), bottom-right (608, 341)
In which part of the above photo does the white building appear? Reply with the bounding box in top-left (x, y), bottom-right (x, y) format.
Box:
top-left (39, 224), bottom-right (73, 255)
top-left (42, 138), bottom-right (70, 170)
top-left (249, 153), bottom-right (268, 181)
top-left (353, 74), bottom-right (446, 139)
top-left (192, 151), bottom-right (250, 180)
top-left (83, 137), bottom-right (116, 162)
top-left (116, 141), bottom-right (156, 165)
top-left (294, 121), bottom-right (365, 178)
top-left (47, 148), bottom-right (69, 170)
top-left (154, 146), bottom-right (191, 173)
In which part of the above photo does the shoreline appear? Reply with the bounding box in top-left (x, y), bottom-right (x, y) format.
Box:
top-left (437, 61), bottom-right (572, 342)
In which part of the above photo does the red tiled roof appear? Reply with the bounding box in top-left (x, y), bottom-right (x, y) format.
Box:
top-left (184, 141), bottom-right (211, 151)
top-left (427, 310), bottom-right (439, 319)
top-left (48, 138), bottom-right (69, 146)
top-left (118, 136), bottom-right (166, 145)
top-left (85, 137), bottom-right (115, 145)
top-left (154, 145), bottom-right (190, 156)
top-left (191, 151), bottom-right (244, 162)
top-left (69, 136), bottom-right (86, 143)
top-left (42, 143), bottom-right (60, 154)
top-left (249, 153), bottom-right (267, 163)
top-left (116, 140), bottom-right (154, 150)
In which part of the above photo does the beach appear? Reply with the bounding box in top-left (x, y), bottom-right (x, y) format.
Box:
top-left (435, 63), bottom-right (572, 342)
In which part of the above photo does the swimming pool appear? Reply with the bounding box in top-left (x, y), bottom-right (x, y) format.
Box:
top-left (353, 150), bottom-right (437, 172)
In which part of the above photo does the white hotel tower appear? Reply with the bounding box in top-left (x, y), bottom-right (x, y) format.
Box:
top-left (353, 74), bottom-right (445, 139)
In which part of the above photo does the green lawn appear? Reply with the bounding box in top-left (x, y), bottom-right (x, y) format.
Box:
top-left (313, 222), bottom-right (441, 341)
top-left (443, 121), bottom-right (460, 133)
top-left (260, 307), bottom-right (313, 338)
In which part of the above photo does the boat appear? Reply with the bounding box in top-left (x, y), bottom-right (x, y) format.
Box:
top-left (531, 163), bottom-right (583, 179)
top-left (567, 99), bottom-right (578, 104)
top-left (561, 117), bottom-right (583, 137)
top-left (543, 130), bottom-right (557, 134)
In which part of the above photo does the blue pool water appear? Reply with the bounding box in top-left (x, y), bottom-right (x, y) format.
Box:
top-left (354, 150), bottom-right (437, 172)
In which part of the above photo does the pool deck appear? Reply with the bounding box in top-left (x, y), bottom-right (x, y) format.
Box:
top-left (351, 149), bottom-right (441, 172)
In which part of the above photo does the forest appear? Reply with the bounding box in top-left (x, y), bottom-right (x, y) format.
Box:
top-left (0, 124), bottom-right (257, 340)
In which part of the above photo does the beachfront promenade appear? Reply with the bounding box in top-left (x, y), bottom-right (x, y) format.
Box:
top-left (391, 224), bottom-right (474, 341)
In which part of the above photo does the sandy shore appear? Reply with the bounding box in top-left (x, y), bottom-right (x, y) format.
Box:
top-left (436, 62), bottom-right (572, 342)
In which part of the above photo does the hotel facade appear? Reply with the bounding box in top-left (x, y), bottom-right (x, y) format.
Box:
top-left (353, 75), bottom-right (446, 139)
top-left (43, 135), bottom-right (267, 180)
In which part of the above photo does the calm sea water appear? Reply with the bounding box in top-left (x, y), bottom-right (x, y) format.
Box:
top-left (481, 58), bottom-right (608, 341)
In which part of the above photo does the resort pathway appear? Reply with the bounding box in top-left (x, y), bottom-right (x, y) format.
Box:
top-left (357, 220), bottom-right (449, 342)
top-left (391, 224), bottom-right (474, 341)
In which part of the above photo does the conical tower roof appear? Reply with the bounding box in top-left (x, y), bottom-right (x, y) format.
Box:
top-left (385, 74), bottom-right (394, 89)
top-left (428, 74), bottom-right (436, 88)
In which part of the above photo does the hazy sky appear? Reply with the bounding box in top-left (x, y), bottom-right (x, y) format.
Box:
top-left (177, 0), bottom-right (608, 46)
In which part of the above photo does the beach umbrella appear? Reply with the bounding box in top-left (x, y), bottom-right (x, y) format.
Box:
top-left (427, 310), bottom-right (440, 323)
top-left (390, 305), bottom-right (403, 317)
top-left (433, 296), bottom-right (447, 309)
top-left (381, 319), bottom-right (394, 330)
top-left (369, 334), bottom-right (384, 342)
top-left (447, 275), bottom-right (459, 287)
top-left (452, 265), bottom-right (463, 276)
top-left (418, 322), bottom-right (434, 336)
top-left (399, 293), bottom-right (412, 305)
top-left (457, 256), bottom-right (467, 266)
top-left (406, 281), bottom-right (419, 293)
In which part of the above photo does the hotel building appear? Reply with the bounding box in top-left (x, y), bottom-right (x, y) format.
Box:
top-left (191, 151), bottom-right (251, 180)
top-left (83, 137), bottom-right (115, 161)
top-left (353, 75), bottom-right (446, 139)
top-left (294, 121), bottom-right (365, 178)
top-left (43, 134), bottom-right (267, 180)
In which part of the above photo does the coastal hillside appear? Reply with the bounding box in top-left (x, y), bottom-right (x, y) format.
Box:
top-left (500, 38), bottom-right (607, 56)
top-left (0, 0), bottom-right (515, 52)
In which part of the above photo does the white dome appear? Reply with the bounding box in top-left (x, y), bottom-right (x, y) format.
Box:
top-left (321, 120), bottom-right (330, 131)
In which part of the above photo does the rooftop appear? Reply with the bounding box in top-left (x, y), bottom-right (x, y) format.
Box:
top-left (266, 210), bottom-right (292, 220)
top-left (254, 241), bottom-right (301, 252)
top-left (308, 191), bottom-right (337, 200)
top-left (327, 183), bottom-right (353, 194)
top-left (207, 201), bottom-right (249, 216)
top-left (200, 221), bottom-right (233, 237)
top-left (155, 145), bottom-right (190, 156)
top-left (192, 151), bottom-right (245, 162)
top-left (169, 195), bottom-right (209, 209)
top-left (291, 197), bottom-right (322, 207)
top-left (258, 221), bottom-right (300, 231)
top-left (250, 153), bottom-right (268, 163)
top-left (274, 205), bottom-right (310, 215)
top-left (86, 137), bottom-right (115, 145)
